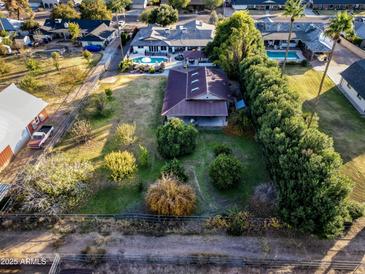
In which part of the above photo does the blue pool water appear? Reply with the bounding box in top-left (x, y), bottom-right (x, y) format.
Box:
top-left (132, 56), bottom-right (168, 64)
top-left (267, 51), bottom-right (300, 60)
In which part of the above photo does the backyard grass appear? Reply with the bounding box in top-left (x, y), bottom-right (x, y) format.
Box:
top-left (0, 53), bottom-right (101, 115)
top-left (56, 75), bottom-right (269, 214)
top-left (286, 65), bottom-right (365, 203)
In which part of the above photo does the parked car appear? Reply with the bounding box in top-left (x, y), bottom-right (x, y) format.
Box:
top-left (174, 54), bottom-right (184, 61)
top-left (27, 125), bottom-right (54, 149)
top-left (84, 45), bottom-right (103, 52)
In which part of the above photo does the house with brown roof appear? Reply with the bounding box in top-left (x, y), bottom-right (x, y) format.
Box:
top-left (162, 66), bottom-right (234, 127)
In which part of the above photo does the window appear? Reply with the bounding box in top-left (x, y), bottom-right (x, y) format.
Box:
top-left (138, 46), bottom-right (144, 49)
top-left (357, 93), bottom-right (363, 100)
top-left (347, 82), bottom-right (352, 89)
top-left (161, 46), bottom-right (167, 51)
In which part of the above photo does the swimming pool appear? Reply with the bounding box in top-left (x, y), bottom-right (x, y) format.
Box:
top-left (132, 56), bottom-right (168, 64)
top-left (266, 50), bottom-right (300, 60)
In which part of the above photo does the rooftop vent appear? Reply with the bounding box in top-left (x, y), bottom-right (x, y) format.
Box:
top-left (191, 72), bottom-right (199, 77)
top-left (191, 79), bottom-right (199, 84)
top-left (191, 87), bottom-right (199, 92)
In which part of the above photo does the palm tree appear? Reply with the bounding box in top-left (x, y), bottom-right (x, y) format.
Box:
top-left (281, 0), bottom-right (305, 77)
top-left (307, 11), bottom-right (353, 128)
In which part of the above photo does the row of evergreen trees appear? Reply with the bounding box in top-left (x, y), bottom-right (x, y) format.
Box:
top-left (207, 11), bottom-right (354, 238)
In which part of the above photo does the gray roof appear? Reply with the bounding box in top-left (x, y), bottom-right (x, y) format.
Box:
top-left (257, 21), bottom-right (332, 53)
top-left (162, 66), bottom-right (233, 117)
top-left (79, 23), bottom-right (115, 42)
top-left (161, 0), bottom-right (205, 5)
top-left (131, 20), bottom-right (215, 48)
top-left (355, 22), bottom-right (365, 39)
top-left (232, 0), bottom-right (286, 5)
top-left (313, 0), bottom-right (365, 4)
top-left (0, 183), bottom-right (11, 202)
top-left (341, 59), bottom-right (365, 98)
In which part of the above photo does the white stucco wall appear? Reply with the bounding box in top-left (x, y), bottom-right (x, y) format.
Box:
top-left (340, 78), bottom-right (365, 114)
top-left (81, 41), bottom-right (106, 48)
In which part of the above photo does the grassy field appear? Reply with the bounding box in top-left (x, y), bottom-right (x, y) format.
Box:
top-left (0, 53), bottom-right (101, 114)
top-left (56, 75), bottom-right (269, 214)
top-left (286, 65), bottom-right (365, 203)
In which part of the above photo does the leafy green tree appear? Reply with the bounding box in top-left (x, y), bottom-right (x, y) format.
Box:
top-left (19, 74), bottom-right (40, 92)
top-left (282, 0), bottom-right (305, 76)
top-left (105, 88), bottom-right (113, 100)
top-left (51, 2), bottom-right (80, 19)
top-left (168, 0), bottom-right (190, 10)
top-left (160, 159), bottom-right (188, 182)
top-left (206, 11), bottom-right (265, 79)
top-left (213, 144), bottom-right (232, 157)
top-left (82, 49), bottom-right (93, 63)
top-left (20, 155), bottom-right (94, 213)
top-left (137, 145), bottom-right (150, 168)
top-left (25, 58), bottom-right (41, 74)
top-left (146, 175), bottom-right (196, 216)
top-left (80, 0), bottom-right (112, 20)
top-left (119, 58), bottom-right (134, 72)
top-left (51, 51), bottom-right (61, 71)
top-left (69, 22), bottom-right (81, 42)
top-left (140, 4), bottom-right (178, 27)
top-left (0, 59), bottom-right (10, 74)
top-left (21, 19), bottom-right (39, 31)
top-left (204, 0), bottom-right (223, 10)
top-left (209, 154), bottom-right (242, 190)
top-left (307, 11), bottom-right (353, 128)
top-left (4, 0), bottom-right (32, 20)
top-left (156, 118), bottom-right (198, 159)
top-left (108, 0), bottom-right (131, 23)
top-left (104, 151), bottom-right (137, 182)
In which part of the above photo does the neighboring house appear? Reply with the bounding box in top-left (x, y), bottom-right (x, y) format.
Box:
top-left (183, 50), bottom-right (210, 65)
top-left (161, 0), bottom-right (206, 10)
top-left (42, 19), bottom-right (115, 47)
top-left (309, 0), bottom-right (365, 10)
top-left (130, 20), bottom-right (215, 55)
top-left (0, 84), bottom-right (48, 171)
top-left (13, 34), bottom-right (32, 47)
top-left (0, 18), bottom-right (16, 35)
top-left (256, 20), bottom-right (333, 60)
top-left (131, 0), bottom-right (148, 9)
top-left (41, 0), bottom-right (82, 8)
top-left (79, 23), bottom-right (117, 48)
top-left (231, 0), bottom-right (286, 10)
top-left (161, 66), bottom-right (234, 127)
top-left (339, 59), bottom-right (365, 116)
top-left (354, 21), bottom-right (365, 48)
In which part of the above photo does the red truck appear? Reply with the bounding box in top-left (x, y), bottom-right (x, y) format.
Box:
top-left (27, 125), bottom-right (54, 149)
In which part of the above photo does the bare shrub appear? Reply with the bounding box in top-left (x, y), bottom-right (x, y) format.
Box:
top-left (80, 246), bottom-right (106, 266)
top-left (116, 122), bottom-right (137, 146)
top-left (71, 119), bottom-right (92, 144)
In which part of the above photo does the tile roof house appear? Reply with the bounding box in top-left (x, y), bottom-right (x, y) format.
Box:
top-left (310, 0), bottom-right (365, 10)
top-left (256, 21), bottom-right (333, 60)
top-left (0, 84), bottom-right (48, 171)
top-left (339, 59), bottom-right (365, 116)
top-left (42, 19), bottom-right (116, 47)
top-left (130, 20), bottom-right (215, 55)
top-left (162, 66), bottom-right (234, 127)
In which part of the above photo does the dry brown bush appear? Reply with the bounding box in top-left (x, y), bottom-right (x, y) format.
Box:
top-left (146, 175), bottom-right (196, 216)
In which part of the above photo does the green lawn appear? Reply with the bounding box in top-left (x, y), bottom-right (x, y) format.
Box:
top-left (56, 75), bottom-right (269, 214)
top-left (286, 65), bottom-right (365, 203)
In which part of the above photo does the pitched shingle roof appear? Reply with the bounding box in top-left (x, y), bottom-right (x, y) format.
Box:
top-left (162, 67), bottom-right (232, 117)
top-left (43, 19), bottom-right (111, 33)
top-left (232, 0), bottom-right (286, 5)
top-left (256, 21), bottom-right (332, 53)
top-left (313, 0), bottom-right (365, 4)
top-left (340, 59), bottom-right (365, 98)
top-left (79, 23), bottom-right (115, 42)
top-left (131, 20), bottom-right (215, 48)
top-left (0, 18), bottom-right (16, 32)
